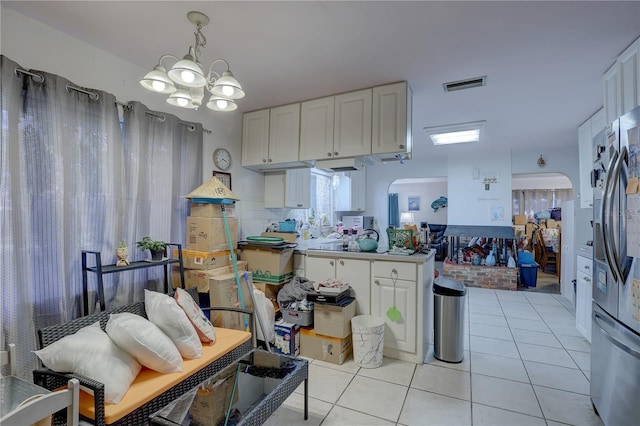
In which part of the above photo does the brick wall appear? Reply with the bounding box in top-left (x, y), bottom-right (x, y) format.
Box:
top-left (443, 263), bottom-right (518, 291)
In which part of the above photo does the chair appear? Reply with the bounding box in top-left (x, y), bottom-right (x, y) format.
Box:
top-left (1, 343), bottom-right (17, 376)
top-left (1, 378), bottom-right (80, 426)
top-left (427, 224), bottom-right (448, 261)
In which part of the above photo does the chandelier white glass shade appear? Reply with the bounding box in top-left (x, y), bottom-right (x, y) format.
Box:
top-left (139, 11), bottom-right (244, 112)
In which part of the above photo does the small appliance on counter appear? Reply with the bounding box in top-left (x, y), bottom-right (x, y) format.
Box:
top-left (342, 215), bottom-right (374, 230)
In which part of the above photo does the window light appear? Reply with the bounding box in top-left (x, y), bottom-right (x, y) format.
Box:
top-left (424, 121), bottom-right (486, 145)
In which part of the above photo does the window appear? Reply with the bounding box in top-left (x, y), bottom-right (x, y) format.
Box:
top-left (291, 168), bottom-right (333, 226)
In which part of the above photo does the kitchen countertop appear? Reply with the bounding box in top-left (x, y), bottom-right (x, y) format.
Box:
top-left (293, 237), bottom-right (434, 263)
top-left (576, 244), bottom-right (593, 259)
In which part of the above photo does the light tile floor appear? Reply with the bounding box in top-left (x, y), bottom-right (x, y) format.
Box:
top-left (266, 287), bottom-right (602, 426)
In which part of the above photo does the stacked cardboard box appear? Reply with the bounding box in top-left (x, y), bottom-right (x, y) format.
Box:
top-left (299, 298), bottom-right (355, 365)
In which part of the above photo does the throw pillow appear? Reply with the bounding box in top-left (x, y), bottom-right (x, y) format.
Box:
top-left (34, 322), bottom-right (141, 404)
top-left (106, 312), bottom-right (183, 373)
top-left (174, 287), bottom-right (216, 344)
top-left (145, 290), bottom-right (203, 359)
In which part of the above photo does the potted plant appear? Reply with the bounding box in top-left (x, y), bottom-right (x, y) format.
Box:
top-left (116, 240), bottom-right (130, 266)
top-left (136, 237), bottom-right (169, 261)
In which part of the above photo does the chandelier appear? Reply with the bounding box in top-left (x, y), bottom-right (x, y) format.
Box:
top-left (139, 11), bottom-right (245, 112)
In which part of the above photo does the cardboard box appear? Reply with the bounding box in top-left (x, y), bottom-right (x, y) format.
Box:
top-left (274, 320), bottom-right (300, 357)
top-left (253, 282), bottom-right (284, 310)
top-left (546, 219), bottom-right (561, 229)
top-left (208, 271), bottom-right (252, 330)
top-left (189, 363), bottom-right (238, 426)
top-left (173, 248), bottom-right (235, 270)
top-left (172, 261), bottom-right (248, 292)
top-left (189, 203), bottom-right (235, 218)
top-left (186, 216), bottom-right (238, 251)
top-left (300, 327), bottom-right (352, 365)
top-left (514, 214), bottom-right (527, 225)
top-left (313, 299), bottom-right (356, 339)
top-left (240, 246), bottom-right (294, 284)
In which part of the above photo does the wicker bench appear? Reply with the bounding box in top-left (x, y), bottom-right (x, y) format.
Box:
top-left (33, 288), bottom-right (254, 426)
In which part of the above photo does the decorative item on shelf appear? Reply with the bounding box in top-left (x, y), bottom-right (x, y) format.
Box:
top-left (387, 228), bottom-right (415, 250)
top-left (485, 246), bottom-right (496, 267)
top-left (136, 237), bottom-right (169, 261)
top-left (115, 240), bottom-right (130, 266)
top-left (139, 11), bottom-right (245, 112)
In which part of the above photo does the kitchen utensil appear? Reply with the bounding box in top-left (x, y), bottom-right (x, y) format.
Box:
top-left (357, 229), bottom-right (379, 252)
top-left (386, 269), bottom-right (402, 322)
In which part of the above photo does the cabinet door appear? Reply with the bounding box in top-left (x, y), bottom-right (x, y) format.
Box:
top-left (336, 258), bottom-right (370, 315)
top-left (619, 39), bottom-right (640, 116)
top-left (269, 103), bottom-right (300, 164)
top-left (305, 257), bottom-right (336, 282)
top-left (372, 82), bottom-right (411, 155)
top-left (334, 89), bottom-right (372, 158)
top-left (372, 277), bottom-right (416, 352)
top-left (578, 119), bottom-right (593, 208)
top-left (349, 169), bottom-right (367, 212)
top-left (603, 62), bottom-right (621, 126)
top-left (285, 168), bottom-right (310, 209)
top-left (576, 271), bottom-right (592, 342)
top-left (300, 96), bottom-right (335, 161)
top-left (241, 109), bottom-right (270, 166)
top-left (264, 171), bottom-right (286, 208)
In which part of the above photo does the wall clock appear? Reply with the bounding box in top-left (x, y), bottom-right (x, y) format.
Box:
top-left (213, 148), bottom-right (231, 170)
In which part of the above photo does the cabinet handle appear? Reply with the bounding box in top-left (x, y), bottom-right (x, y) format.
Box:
top-left (584, 265), bottom-right (591, 271)
top-left (262, 159), bottom-right (267, 163)
top-left (374, 279), bottom-right (380, 285)
top-left (399, 144), bottom-right (405, 149)
top-left (340, 260), bottom-right (344, 266)
top-left (334, 151), bottom-right (339, 156)
top-left (330, 260), bottom-right (334, 266)
top-left (268, 158), bottom-right (272, 163)
top-left (327, 152), bottom-right (332, 157)
top-left (392, 268), bottom-right (398, 274)
top-left (297, 204), bottom-right (303, 207)
top-left (584, 277), bottom-right (591, 283)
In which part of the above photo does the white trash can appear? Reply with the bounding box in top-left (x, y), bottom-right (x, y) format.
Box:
top-left (351, 315), bottom-right (385, 368)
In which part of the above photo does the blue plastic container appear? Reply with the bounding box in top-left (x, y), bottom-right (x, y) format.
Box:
top-left (278, 220), bottom-right (296, 232)
top-left (519, 264), bottom-right (538, 287)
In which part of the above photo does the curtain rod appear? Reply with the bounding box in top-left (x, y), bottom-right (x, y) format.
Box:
top-left (14, 67), bottom-right (212, 134)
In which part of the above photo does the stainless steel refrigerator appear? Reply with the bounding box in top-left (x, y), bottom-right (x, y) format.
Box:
top-left (591, 106), bottom-right (640, 426)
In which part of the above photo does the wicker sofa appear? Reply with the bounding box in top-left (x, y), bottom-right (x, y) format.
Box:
top-left (33, 288), bottom-right (254, 426)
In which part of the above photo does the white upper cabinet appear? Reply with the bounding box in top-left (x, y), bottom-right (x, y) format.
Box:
top-left (372, 82), bottom-right (412, 158)
top-left (299, 96), bottom-right (335, 161)
top-left (604, 37), bottom-right (640, 125)
top-left (334, 89), bottom-right (372, 158)
top-left (241, 109), bottom-right (270, 167)
top-left (269, 103), bottom-right (301, 164)
top-left (285, 168), bottom-right (311, 209)
top-left (334, 169), bottom-right (367, 212)
top-left (578, 108), bottom-right (604, 209)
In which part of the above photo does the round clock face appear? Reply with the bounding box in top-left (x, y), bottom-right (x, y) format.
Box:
top-left (213, 148), bottom-right (231, 170)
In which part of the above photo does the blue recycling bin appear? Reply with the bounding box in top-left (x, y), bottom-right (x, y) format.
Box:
top-left (519, 264), bottom-right (539, 287)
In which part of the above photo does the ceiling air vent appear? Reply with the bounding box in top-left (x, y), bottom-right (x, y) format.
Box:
top-left (443, 76), bottom-right (487, 93)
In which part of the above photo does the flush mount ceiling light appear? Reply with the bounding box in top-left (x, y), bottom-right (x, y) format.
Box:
top-left (424, 121), bottom-right (486, 146)
top-left (140, 11), bottom-right (244, 112)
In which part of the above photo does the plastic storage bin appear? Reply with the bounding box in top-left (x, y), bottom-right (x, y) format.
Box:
top-left (351, 315), bottom-right (385, 368)
top-left (519, 264), bottom-right (539, 287)
top-left (281, 307), bottom-right (313, 326)
top-left (433, 278), bottom-right (467, 363)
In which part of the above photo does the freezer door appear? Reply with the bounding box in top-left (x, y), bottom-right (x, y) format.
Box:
top-left (591, 303), bottom-right (640, 426)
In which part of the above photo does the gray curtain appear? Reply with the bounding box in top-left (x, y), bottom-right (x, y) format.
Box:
top-left (0, 56), bottom-right (203, 380)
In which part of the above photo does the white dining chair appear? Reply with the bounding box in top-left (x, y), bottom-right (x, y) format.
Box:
top-left (0, 343), bottom-right (17, 376)
top-left (0, 378), bottom-right (80, 426)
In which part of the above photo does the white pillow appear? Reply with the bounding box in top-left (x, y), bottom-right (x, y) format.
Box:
top-left (174, 287), bottom-right (216, 344)
top-left (106, 313), bottom-right (183, 373)
top-left (34, 322), bottom-right (141, 404)
top-left (145, 290), bottom-right (203, 359)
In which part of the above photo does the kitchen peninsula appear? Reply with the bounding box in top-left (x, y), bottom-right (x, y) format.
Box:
top-left (295, 239), bottom-right (435, 364)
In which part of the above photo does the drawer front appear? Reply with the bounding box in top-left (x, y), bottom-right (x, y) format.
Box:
top-left (372, 261), bottom-right (416, 281)
top-left (577, 255), bottom-right (592, 276)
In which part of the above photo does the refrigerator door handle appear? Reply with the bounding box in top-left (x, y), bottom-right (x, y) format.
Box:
top-left (594, 310), bottom-right (640, 359)
top-left (609, 146), bottom-right (630, 284)
top-left (602, 149), bottom-right (619, 282)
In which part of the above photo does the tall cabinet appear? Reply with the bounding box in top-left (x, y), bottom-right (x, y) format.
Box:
top-left (578, 108), bottom-right (604, 208)
top-left (604, 37), bottom-right (640, 125)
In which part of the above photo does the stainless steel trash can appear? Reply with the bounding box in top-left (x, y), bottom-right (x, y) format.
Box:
top-left (433, 278), bottom-right (467, 363)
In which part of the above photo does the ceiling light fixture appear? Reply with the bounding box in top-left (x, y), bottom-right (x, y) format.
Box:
top-left (140, 11), bottom-right (244, 112)
top-left (424, 121), bottom-right (486, 145)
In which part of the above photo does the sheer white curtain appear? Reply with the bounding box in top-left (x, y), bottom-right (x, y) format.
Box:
top-left (1, 56), bottom-right (123, 378)
top-left (0, 56), bottom-right (203, 379)
top-left (512, 189), bottom-right (573, 220)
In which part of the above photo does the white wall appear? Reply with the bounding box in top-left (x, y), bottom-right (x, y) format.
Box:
top-left (388, 179), bottom-right (448, 225)
top-left (1, 7), bottom-right (268, 238)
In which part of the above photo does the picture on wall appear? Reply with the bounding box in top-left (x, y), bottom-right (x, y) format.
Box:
top-left (408, 196), bottom-right (421, 211)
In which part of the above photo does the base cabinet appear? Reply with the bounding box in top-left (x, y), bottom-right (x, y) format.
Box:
top-left (576, 255), bottom-right (593, 342)
top-left (305, 256), bottom-right (371, 316)
top-left (371, 276), bottom-right (416, 353)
